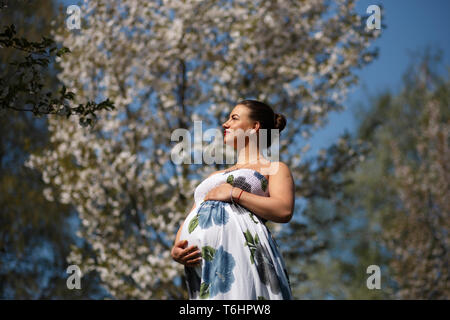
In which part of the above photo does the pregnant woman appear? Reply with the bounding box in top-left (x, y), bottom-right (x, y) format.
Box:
top-left (171, 100), bottom-right (295, 300)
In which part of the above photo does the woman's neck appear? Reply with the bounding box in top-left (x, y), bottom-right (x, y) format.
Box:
top-left (236, 145), bottom-right (264, 165)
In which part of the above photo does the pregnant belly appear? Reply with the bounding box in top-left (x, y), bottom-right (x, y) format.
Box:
top-left (179, 200), bottom-right (229, 248)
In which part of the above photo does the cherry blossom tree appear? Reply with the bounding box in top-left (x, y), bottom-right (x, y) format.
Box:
top-left (27, 0), bottom-right (379, 298)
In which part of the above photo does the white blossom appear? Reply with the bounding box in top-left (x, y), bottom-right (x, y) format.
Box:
top-left (27, 0), bottom-right (377, 299)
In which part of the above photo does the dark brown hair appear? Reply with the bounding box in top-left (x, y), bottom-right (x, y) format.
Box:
top-left (236, 99), bottom-right (286, 147)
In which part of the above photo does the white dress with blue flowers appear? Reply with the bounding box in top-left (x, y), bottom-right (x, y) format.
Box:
top-left (179, 168), bottom-right (292, 300)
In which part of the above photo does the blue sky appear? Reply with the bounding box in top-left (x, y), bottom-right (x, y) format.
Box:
top-left (58, 0), bottom-right (450, 156)
top-left (308, 0), bottom-right (450, 156)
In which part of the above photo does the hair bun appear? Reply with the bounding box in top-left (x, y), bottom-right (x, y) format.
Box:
top-left (274, 112), bottom-right (287, 132)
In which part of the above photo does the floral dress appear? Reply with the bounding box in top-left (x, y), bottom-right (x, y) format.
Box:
top-left (179, 168), bottom-right (292, 300)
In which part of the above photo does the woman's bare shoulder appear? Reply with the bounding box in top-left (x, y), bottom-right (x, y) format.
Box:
top-left (265, 161), bottom-right (291, 177)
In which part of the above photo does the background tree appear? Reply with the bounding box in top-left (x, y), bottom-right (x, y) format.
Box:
top-left (0, 0), bottom-right (107, 299)
top-left (0, 2), bottom-right (115, 126)
top-left (287, 49), bottom-right (448, 299)
top-left (27, 0), bottom-right (379, 299)
top-left (378, 51), bottom-right (449, 299)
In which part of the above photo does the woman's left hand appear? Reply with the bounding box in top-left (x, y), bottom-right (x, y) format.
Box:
top-left (203, 183), bottom-right (235, 202)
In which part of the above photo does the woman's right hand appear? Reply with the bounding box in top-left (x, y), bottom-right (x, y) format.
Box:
top-left (171, 240), bottom-right (202, 267)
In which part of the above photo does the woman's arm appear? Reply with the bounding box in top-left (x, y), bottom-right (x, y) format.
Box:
top-left (171, 201), bottom-right (201, 267)
top-left (231, 162), bottom-right (295, 223)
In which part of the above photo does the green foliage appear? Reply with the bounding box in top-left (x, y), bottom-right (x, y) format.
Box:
top-left (284, 48), bottom-right (449, 299)
top-left (243, 229), bottom-right (259, 264)
top-left (0, 24), bottom-right (115, 127)
top-left (188, 214), bottom-right (199, 233)
top-left (366, 49), bottom-right (449, 299)
top-left (201, 245), bottom-right (216, 262)
top-left (199, 282), bottom-right (210, 299)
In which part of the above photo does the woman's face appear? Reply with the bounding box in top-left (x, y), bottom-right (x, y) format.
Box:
top-left (222, 104), bottom-right (258, 147)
